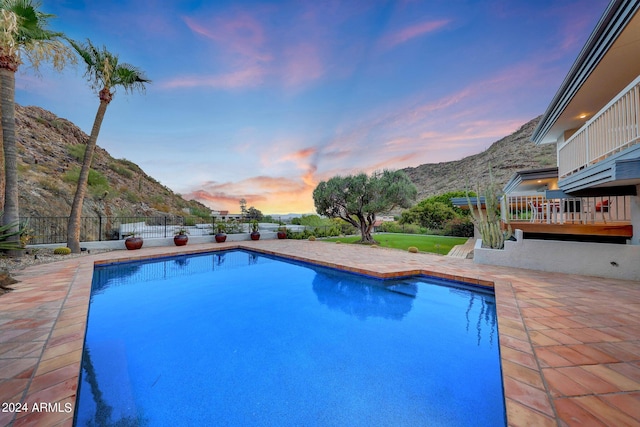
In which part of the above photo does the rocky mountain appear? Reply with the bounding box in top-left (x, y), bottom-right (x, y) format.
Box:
top-left (6, 106), bottom-right (553, 220)
top-left (402, 116), bottom-right (556, 200)
top-left (9, 104), bottom-right (211, 219)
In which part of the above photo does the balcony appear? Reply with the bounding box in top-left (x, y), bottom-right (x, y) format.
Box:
top-left (503, 194), bottom-right (632, 239)
top-left (558, 75), bottom-right (640, 178)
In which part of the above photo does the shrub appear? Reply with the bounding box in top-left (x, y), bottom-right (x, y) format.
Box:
top-left (308, 236), bottom-right (316, 241)
top-left (400, 200), bottom-right (458, 229)
top-left (63, 167), bottom-right (110, 197)
top-left (53, 247), bottom-right (71, 255)
top-left (116, 158), bottom-right (141, 173)
top-left (190, 207), bottom-right (212, 219)
top-left (108, 162), bottom-right (134, 178)
top-left (443, 217), bottom-right (474, 237)
top-left (408, 246), bottom-right (419, 253)
top-left (123, 190), bottom-right (140, 203)
top-left (377, 221), bottom-right (425, 234)
top-left (66, 144), bottom-right (86, 162)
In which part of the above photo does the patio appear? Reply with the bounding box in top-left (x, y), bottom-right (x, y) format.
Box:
top-left (1, 240), bottom-right (639, 426)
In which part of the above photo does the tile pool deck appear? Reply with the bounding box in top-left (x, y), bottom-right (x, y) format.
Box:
top-left (0, 240), bottom-right (639, 426)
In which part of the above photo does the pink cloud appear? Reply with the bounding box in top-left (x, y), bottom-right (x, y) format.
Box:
top-left (160, 66), bottom-right (266, 89)
top-left (281, 42), bottom-right (325, 87)
top-left (184, 170), bottom-right (320, 214)
top-left (183, 14), bottom-right (270, 61)
top-left (381, 19), bottom-right (450, 49)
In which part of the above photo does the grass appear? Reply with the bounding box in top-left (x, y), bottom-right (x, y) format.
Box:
top-left (322, 233), bottom-right (468, 255)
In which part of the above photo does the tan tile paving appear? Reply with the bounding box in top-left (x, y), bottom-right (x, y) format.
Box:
top-left (0, 239), bottom-right (639, 426)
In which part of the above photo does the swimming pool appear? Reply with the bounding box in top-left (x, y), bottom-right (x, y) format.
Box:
top-left (75, 249), bottom-right (506, 426)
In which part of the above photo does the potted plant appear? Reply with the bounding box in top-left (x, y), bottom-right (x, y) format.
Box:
top-left (174, 227), bottom-right (189, 246)
top-left (124, 232), bottom-right (143, 250)
top-left (250, 220), bottom-right (260, 241)
top-left (215, 223), bottom-right (227, 243)
top-left (277, 226), bottom-right (287, 239)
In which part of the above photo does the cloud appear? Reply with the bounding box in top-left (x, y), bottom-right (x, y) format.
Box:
top-left (160, 66), bottom-right (266, 89)
top-left (183, 13), bottom-right (269, 61)
top-left (184, 172), bottom-right (319, 213)
top-left (380, 19), bottom-right (450, 50)
top-left (281, 42), bottom-right (325, 87)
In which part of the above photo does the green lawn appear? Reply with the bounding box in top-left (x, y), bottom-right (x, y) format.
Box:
top-left (322, 233), bottom-right (469, 255)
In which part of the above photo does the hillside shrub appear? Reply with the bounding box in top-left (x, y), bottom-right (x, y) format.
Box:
top-left (190, 207), bottom-right (212, 219)
top-left (116, 158), bottom-right (141, 173)
top-left (66, 144), bottom-right (86, 162)
top-left (123, 190), bottom-right (140, 203)
top-left (63, 167), bottom-right (110, 198)
top-left (108, 162), bottom-right (134, 178)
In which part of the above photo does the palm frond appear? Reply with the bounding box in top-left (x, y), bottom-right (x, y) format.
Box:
top-left (0, 0), bottom-right (73, 70)
top-left (66, 37), bottom-right (150, 95)
top-left (113, 62), bottom-right (151, 94)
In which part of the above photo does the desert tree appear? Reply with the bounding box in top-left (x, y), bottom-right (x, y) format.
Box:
top-left (0, 0), bottom-right (73, 255)
top-left (65, 38), bottom-right (150, 253)
top-left (313, 170), bottom-right (416, 244)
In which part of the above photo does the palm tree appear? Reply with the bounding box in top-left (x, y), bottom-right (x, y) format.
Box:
top-left (0, 0), bottom-right (73, 256)
top-left (66, 39), bottom-right (150, 253)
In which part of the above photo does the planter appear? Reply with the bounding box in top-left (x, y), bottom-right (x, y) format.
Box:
top-left (215, 233), bottom-right (227, 243)
top-left (125, 236), bottom-right (143, 250)
top-left (250, 231), bottom-right (261, 241)
top-left (277, 230), bottom-right (287, 239)
top-left (174, 234), bottom-right (188, 246)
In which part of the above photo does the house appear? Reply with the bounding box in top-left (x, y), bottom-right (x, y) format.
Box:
top-left (478, 0), bottom-right (640, 280)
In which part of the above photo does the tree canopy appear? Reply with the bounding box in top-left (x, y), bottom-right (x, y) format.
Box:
top-left (313, 170), bottom-right (416, 243)
top-left (400, 190), bottom-right (476, 230)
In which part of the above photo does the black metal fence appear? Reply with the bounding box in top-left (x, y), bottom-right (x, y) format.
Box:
top-left (20, 216), bottom-right (218, 245)
top-left (19, 216), bottom-right (365, 245)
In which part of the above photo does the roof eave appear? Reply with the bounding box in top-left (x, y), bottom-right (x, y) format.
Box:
top-left (531, 0), bottom-right (639, 144)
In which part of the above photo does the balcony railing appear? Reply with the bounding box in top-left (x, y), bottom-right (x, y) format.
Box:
top-left (503, 195), bottom-right (631, 225)
top-left (558, 75), bottom-right (640, 178)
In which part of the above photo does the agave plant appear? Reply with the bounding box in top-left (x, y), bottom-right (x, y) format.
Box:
top-left (0, 211), bottom-right (24, 251)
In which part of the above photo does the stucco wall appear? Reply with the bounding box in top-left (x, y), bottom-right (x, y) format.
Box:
top-left (30, 232), bottom-right (279, 251)
top-left (474, 231), bottom-right (640, 281)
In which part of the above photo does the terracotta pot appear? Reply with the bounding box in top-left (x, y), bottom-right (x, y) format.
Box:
top-left (125, 236), bottom-right (143, 250)
top-left (277, 230), bottom-right (287, 239)
top-left (250, 231), bottom-right (261, 241)
top-left (215, 233), bottom-right (227, 243)
top-left (174, 234), bottom-right (188, 246)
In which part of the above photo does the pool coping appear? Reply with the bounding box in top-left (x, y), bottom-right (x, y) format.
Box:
top-left (2, 240), bottom-right (639, 426)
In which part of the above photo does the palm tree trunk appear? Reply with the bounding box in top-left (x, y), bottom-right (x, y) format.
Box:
top-left (66, 99), bottom-right (108, 253)
top-left (0, 115), bottom-right (5, 212)
top-left (0, 67), bottom-right (21, 257)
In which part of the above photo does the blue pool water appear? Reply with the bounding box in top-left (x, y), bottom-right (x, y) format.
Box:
top-left (75, 250), bottom-right (506, 426)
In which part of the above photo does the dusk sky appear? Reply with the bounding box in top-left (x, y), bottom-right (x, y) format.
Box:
top-left (15, 0), bottom-right (609, 214)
